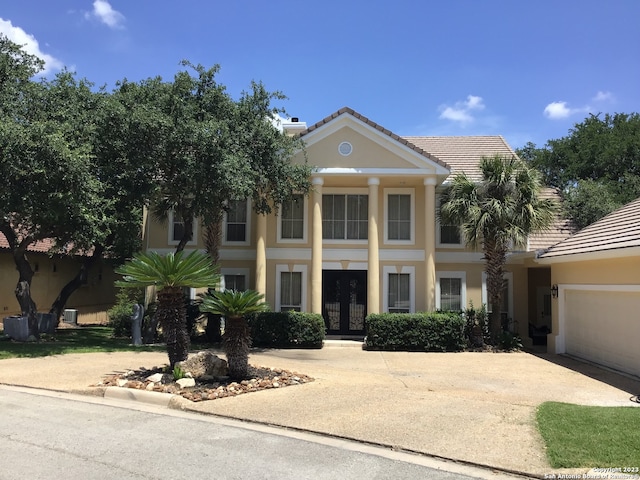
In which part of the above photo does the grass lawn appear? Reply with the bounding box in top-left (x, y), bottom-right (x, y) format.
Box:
top-left (0, 326), bottom-right (168, 359)
top-left (536, 401), bottom-right (640, 468)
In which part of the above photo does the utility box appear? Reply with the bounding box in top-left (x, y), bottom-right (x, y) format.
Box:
top-left (3, 316), bottom-right (29, 341)
top-left (63, 309), bottom-right (78, 325)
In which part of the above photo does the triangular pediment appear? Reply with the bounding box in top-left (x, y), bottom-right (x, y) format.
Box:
top-left (294, 108), bottom-right (450, 178)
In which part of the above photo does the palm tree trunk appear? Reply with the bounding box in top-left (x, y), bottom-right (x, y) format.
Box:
top-left (223, 315), bottom-right (251, 379)
top-left (157, 287), bottom-right (189, 367)
top-left (484, 240), bottom-right (508, 343)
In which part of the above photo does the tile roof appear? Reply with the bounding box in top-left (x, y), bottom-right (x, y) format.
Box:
top-left (538, 196), bottom-right (640, 258)
top-left (0, 236), bottom-right (55, 254)
top-left (402, 136), bottom-right (517, 182)
top-left (528, 188), bottom-right (577, 251)
top-left (301, 107), bottom-right (450, 169)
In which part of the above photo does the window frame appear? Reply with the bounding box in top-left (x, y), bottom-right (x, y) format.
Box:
top-left (222, 199), bottom-right (251, 246)
top-left (435, 271), bottom-right (467, 311)
top-left (277, 193), bottom-right (308, 243)
top-left (220, 268), bottom-right (250, 292)
top-left (436, 194), bottom-right (464, 248)
top-left (168, 210), bottom-right (197, 247)
top-left (382, 266), bottom-right (415, 313)
top-left (275, 264), bottom-right (308, 312)
top-left (384, 188), bottom-right (415, 245)
top-left (321, 188), bottom-right (369, 244)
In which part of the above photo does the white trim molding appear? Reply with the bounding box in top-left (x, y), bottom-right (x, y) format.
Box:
top-left (167, 210), bottom-right (198, 247)
top-left (382, 265), bottom-right (416, 313)
top-left (384, 188), bottom-right (415, 245)
top-left (435, 271), bottom-right (467, 311)
top-left (275, 264), bottom-right (308, 312)
top-left (222, 199), bottom-right (252, 246)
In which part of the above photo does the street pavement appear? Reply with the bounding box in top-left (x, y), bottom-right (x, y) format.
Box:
top-left (1, 341), bottom-right (639, 478)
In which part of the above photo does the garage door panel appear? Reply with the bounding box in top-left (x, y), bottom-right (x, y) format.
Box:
top-left (565, 289), bottom-right (640, 377)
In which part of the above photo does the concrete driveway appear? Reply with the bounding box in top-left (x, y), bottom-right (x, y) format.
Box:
top-left (1, 346), bottom-right (639, 476)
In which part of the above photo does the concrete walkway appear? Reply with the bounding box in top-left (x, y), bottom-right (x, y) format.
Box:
top-left (1, 343), bottom-right (639, 478)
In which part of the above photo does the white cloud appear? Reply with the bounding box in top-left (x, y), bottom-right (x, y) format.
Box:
top-left (544, 91), bottom-right (613, 120)
top-left (439, 95), bottom-right (485, 124)
top-left (543, 101), bottom-right (574, 119)
top-left (593, 90), bottom-right (614, 102)
top-left (0, 18), bottom-right (63, 74)
top-left (85, 0), bottom-right (125, 29)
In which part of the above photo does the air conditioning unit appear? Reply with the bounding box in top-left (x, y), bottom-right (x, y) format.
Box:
top-left (63, 309), bottom-right (78, 325)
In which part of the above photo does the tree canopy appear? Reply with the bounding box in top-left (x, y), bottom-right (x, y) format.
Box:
top-left (147, 62), bottom-right (312, 252)
top-left (517, 113), bottom-right (640, 229)
top-left (0, 36), bottom-right (311, 337)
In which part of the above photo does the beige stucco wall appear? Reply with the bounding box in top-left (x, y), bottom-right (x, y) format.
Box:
top-left (0, 252), bottom-right (118, 326)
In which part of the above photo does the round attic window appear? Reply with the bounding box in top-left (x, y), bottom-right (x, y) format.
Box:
top-left (338, 141), bottom-right (353, 156)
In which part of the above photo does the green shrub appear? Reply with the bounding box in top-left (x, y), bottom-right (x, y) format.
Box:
top-left (250, 311), bottom-right (325, 348)
top-left (364, 312), bottom-right (466, 351)
top-left (497, 331), bottom-right (523, 351)
top-left (463, 302), bottom-right (489, 346)
top-left (107, 290), bottom-right (137, 338)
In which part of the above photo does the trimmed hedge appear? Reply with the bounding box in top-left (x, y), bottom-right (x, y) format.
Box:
top-left (364, 312), bottom-right (466, 351)
top-left (250, 311), bottom-right (325, 349)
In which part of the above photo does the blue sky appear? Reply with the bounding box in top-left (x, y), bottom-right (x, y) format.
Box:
top-left (1, 1), bottom-right (638, 149)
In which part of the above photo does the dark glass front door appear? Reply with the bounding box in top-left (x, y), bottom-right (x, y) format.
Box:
top-left (322, 270), bottom-right (367, 335)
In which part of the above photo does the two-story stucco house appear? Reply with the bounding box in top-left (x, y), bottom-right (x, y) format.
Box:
top-left (143, 107), bottom-right (573, 346)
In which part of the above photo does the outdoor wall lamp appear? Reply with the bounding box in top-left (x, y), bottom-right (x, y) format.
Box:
top-left (551, 284), bottom-right (559, 298)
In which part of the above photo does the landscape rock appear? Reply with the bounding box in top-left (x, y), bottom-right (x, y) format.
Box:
top-left (175, 350), bottom-right (228, 379)
top-left (146, 373), bottom-right (164, 383)
top-left (176, 378), bottom-right (196, 388)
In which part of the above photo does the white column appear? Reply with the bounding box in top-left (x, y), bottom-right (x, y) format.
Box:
top-left (424, 177), bottom-right (437, 311)
top-left (255, 213), bottom-right (267, 296)
top-left (311, 177), bottom-right (324, 314)
top-left (367, 177), bottom-right (380, 314)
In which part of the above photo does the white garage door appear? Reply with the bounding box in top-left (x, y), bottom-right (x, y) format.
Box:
top-left (563, 287), bottom-right (640, 377)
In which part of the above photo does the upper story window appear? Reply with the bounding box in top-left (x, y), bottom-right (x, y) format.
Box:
top-left (437, 195), bottom-right (463, 248)
top-left (224, 199), bottom-right (250, 245)
top-left (385, 189), bottom-right (414, 243)
top-left (322, 194), bottom-right (368, 240)
top-left (168, 210), bottom-right (197, 246)
top-left (279, 194), bottom-right (305, 241)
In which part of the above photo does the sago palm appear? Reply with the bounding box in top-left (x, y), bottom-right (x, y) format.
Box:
top-left (199, 289), bottom-right (269, 379)
top-left (439, 154), bottom-right (555, 341)
top-left (115, 250), bottom-right (219, 367)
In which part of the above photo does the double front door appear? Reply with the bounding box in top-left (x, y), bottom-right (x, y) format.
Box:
top-left (322, 270), bottom-right (367, 335)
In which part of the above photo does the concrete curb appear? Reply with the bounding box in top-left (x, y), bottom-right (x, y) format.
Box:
top-left (104, 386), bottom-right (178, 407)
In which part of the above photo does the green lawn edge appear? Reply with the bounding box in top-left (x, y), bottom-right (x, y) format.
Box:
top-left (536, 401), bottom-right (640, 468)
top-left (0, 326), bottom-right (168, 359)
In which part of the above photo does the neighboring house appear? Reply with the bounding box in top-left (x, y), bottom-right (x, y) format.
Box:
top-left (143, 107), bottom-right (573, 345)
top-left (0, 237), bottom-right (118, 326)
top-left (536, 197), bottom-right (640, 377)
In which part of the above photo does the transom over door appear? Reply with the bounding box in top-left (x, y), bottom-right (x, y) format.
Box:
top-left (322, 270), bottom-right (367, 335)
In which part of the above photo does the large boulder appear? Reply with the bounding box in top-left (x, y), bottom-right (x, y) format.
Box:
top-left (176, 350), bottom-right (228, 379)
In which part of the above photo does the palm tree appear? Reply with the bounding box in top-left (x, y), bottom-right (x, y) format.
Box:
top-left (199, 289), bottom-right (269, 379)
top-left (439, 154), bottom-right (555, 341)
top-left (115, 251), bottom-right (219, 367)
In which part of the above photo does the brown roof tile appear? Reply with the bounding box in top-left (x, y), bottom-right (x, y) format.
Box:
top-left (538, 196), bottom-right (640, 258)
top-left (0, 236), bottom-right (56, 254)
top-left (528, 188), bottom-right (577, 251)
top-left (402, 135), bottom-right (517, 182)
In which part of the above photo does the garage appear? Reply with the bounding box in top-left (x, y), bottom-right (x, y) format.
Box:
top-left (560, 285), bottom-right (640, 377)
top-left (536, 197), bottom-right (640, 378)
